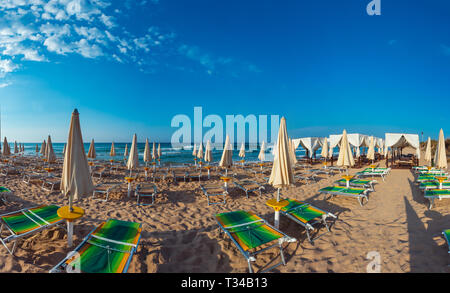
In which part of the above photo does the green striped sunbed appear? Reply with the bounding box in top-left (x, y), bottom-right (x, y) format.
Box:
top-left (443, 229), bottom-right (450, 254)
top-left (424, 189), bottom-right (450, 209)
top-left (356, 168), bottom-right (389, 181)
top-left (416, 175), bottom-right (449, 183)
top-left (280, 198), bottom-right (336, 243)
top-left (0, 186), bottom-right (11, 203)
top-left (319, 186), bottom-right (369, 206)
top-left (0, 205), bottom-right (64, 255)
top-left (335, 179), bottom-right (375, 191)
top-left (215, 210), bottom-right (296, 273)
top-left (419, 181), bottom-right (450, 190)
top-left (50, 219), bottom-right (142, 273)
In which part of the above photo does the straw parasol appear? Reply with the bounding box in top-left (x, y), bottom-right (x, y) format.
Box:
top-left (367, 136), bottom-right (375, 163)
top-left (219, 134), bottom-right (233, 175)
top-left (127, 134), bottom-right (139, 176)
top-left (424, 137), bottom-right (432, 166)
top-left (60, 109), bottom-right (93, 247)
top-left (46, 135), bottom-right (57, 163)
top-left (336, 129), bottom-right (355, 174)
top-left (434, 129), bottom-right (447, 170)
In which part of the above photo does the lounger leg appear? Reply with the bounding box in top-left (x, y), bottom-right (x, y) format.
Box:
top-left (279, 241), bottom-right (286, 265)
top-left (247, 259), bottom-right (254, 273)
top-left (323, 215), bottom-right (331, 232)
top-left (305, 229), bottom-right (312, 243)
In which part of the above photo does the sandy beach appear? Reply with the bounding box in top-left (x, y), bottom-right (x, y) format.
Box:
top-left (0, 150), bottom-right (448, 273)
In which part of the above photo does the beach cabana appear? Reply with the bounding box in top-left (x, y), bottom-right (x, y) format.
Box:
top-left (384, 133), bottom-right (420, 168)
top-left (292, 137), bottom-right (322, 162)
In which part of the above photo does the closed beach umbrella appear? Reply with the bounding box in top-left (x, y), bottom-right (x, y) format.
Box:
top-left (87, 139), bottom-right (96, 159)
top-left (269, 117), bottom-right (294, 195)
top-left (192, 144), bottom-right (197, 157)
top-left (35, 144), bottom-right (39, 155)
top-left (123, 144), bottom-right (129, 158)
top-left (238, 142), bottom-right (245, 158)
top-left (258, 141), bottom-right (266, 162)
top-left (157, 143), bottom-right (161, 158)
top-left (127, 134), bottom-right (139, 174)
top-left (197, 142), bottom-right (204, 160)
top-left (434, 129), bottom-right (447, 170)
top-left (40, 139), bottom-right (46, 156)
top-left (152, 142), bottom-right (157, 160)
top-left (61, 109), bottom-right (94, 247)
top-left (424, 137), bottom-right (432, 166)
top-left (3, 137), bottom-right (10, 156)
top-left (367, 136), bottom-right (375, 162)
top-left (14, 141), bottom-right (18, 154)
top-left (204, 140), bottom-right (213, 163)
top-left (46, 135), bottom-right (57, 163)
top-left (110, 142), bottom-right (116, 157)
top-left (321, 137), bottom-right (329, 159)
top-left (337, 129), bottom-right (355, 173)
top-left (268, 117), bottom-right (294, 228)
top-left (143, 138), bottom-right (151, 164)
top-left (62, 144), bottom-right (66, 156)
top-left (219, 134), bottom-right (233, 172)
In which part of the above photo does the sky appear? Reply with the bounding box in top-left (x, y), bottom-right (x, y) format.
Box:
top-left (0, 0), bottom-right (449, 143)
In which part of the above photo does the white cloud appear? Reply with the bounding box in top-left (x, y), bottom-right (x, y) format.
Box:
top-left (0, 82), bottom-right (11, 88)
top-left (0, 58), bottom-right (19, 75)
top-left (75, 38), bottom-right (103, 58)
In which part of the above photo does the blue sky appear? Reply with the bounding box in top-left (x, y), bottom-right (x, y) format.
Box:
top-left (0, 0), bottom-right (449, 143)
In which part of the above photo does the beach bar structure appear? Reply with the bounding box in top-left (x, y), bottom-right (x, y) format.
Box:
top-left (384, 133), bottom-right (420, 168)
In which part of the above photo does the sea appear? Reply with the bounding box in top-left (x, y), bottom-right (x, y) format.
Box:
top-left (11, 143), bottom-right (341, 166)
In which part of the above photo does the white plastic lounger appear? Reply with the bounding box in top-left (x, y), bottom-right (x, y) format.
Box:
top-left (200, 184), bottom-right (228, 205)
top-left (92, 182), bottom-right (121, 202)
top-left (233, 179), bottom-right (265, 198)
top-left (135, 183), bottom-right (158, 206)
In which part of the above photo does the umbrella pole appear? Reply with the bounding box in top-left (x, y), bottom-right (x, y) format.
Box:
top-left (67, 193), bottom-right (74, 247)
top-left (275, 188), bottom-right (281, 229)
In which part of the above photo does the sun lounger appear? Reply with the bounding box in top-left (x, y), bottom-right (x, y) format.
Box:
top-left (171, 168), bottom-right (188, 182)
top-left (200, 183), bottom-right (228, 205)
top-left (416, 174), bottom-right (449, 183)
top-left (294, 173), bottom-right (318, 185)
top-left (280, 198), bottom-right (337, 243)
top-left (419, 181), bottom-right (450, 190)
top-left (319, 186), bottom-right (369, 206)
top-left (443, 229), bottom-right (450, 255)
top-left (335, 178), bottom-right (375, 191)
top-left (50, 219), bottom-right (142, 273)
top-left (0, 205), bottom-right (64, 255)
top-left (310, 168), bottom-right (334, 176)
top-left (355, 168), bottom-right (389, 182)
top-left (215, 210), bottom-right (296, 273)
top-left (150, 169), bottom-right (169, 182)
top-left (22, 172), bottom-right (47, 185)
top-left (91, 166), bottom-right (107, 179)
top-left (135, 183), bottom-right (158, 206)
top-left (233, 179), bottom-right (265, 198)
top-left (327, 166), bottom-right (346, 173)
top-left (92, 182), bottom-right (121, 202)
top-left (424, 189), bottom-right (450, 209)
top-left (187, 169), bottom-right (205, 182)
top-left (41, 177), bottom-right (61, 192)
top-left (0, 166), bottom-right (23, 177)
top-left (0, 186), bottom-right (12, 203)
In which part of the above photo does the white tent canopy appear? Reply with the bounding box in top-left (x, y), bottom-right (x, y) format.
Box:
top-left (385, 133), bottom-right (420, 159)
top-left (291, 137), bottom-right (324, 158)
